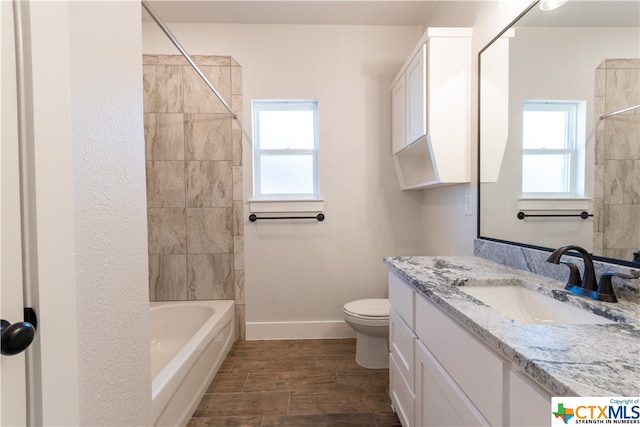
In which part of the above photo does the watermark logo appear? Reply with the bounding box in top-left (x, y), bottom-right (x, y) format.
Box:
top-left (551, 397), bottom-right (640, 426)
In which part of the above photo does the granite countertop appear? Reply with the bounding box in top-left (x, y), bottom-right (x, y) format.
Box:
top-left (384, 255), bottom-right (640, 397)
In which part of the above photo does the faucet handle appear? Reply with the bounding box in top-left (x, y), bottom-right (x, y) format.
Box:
top-left (560, 260), bottom-right (582, 287)
top-left (596, 270), bottom-right (634, 303)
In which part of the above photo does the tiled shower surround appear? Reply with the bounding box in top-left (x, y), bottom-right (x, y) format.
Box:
top-left (594, 58), bottom-right (640, 262)
top-left (143, 54), bottom-right (245, 338)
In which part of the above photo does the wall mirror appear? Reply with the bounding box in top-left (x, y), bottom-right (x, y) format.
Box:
top-left (478, 0), bottom-right (640, 266)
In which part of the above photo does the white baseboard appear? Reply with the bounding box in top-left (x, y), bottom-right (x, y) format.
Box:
top-left (246, 320), bottom-right (356, 340)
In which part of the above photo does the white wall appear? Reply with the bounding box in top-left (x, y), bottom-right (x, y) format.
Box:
top-left (142, 23), bottom-right (424, 338)
top-left (25, 2), bottom-right (151, 425)
top-left (69, 3), bottom-right (151, 424)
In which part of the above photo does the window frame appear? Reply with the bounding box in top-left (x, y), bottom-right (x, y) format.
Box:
top-left (252, 99), bottom-right (320, 200)
top-left (521, 100), bottom-right (585, 198)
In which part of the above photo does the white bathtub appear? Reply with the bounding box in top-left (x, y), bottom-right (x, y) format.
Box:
top-left (150, 300), bottom-right (235, 426)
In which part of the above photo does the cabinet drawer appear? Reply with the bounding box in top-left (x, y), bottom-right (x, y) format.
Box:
top-left (390, 308), bottom-right (416, 391)
top-left (416, 295), bottom-right (505, 426)
top-left (415, 340), bottom-right (490, 427)
top-left (389, 272), bottom-right (415, 328)
top-left (390, 352), bottom-right (415, 427)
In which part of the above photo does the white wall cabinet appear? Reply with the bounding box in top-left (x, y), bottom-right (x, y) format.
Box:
top-left (388, 271), bottom-right (551, 427)
top-left (391, 28), bottom-right (472, 190)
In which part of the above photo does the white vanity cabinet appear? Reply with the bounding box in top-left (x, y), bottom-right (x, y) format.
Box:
top-left (389, 272), bottom-right (417, 427)
top-left (388, 271), bottom-right (551, 427)
top-left (391, 28), bottom-right (472, 190)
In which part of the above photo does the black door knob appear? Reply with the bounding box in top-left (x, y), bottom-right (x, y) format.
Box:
top-left (1, 319), bottom-right (35, 356)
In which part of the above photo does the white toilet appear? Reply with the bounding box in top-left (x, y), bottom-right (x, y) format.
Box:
top-left (343, 298), bottom-right (390, 369)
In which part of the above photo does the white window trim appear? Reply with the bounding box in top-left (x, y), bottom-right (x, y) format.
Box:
top-left (521, 99), bottom-right (586, 199)
top-left (252, 99), bottom-right (320, 201)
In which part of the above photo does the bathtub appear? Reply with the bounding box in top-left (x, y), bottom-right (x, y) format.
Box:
top-left (150, 300), bottom-right (235, 426)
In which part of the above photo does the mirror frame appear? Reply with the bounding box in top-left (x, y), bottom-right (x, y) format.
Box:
top-left (476, 0), bottom-right (639, 268)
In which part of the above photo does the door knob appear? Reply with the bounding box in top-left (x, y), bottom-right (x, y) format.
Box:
top-left (1, 318), bottom-right (36, 356)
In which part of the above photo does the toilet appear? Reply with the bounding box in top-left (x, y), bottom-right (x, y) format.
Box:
top-left (343, 298), bottom-right (390, 369)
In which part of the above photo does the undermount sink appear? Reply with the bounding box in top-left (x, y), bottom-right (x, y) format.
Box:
top-left (460, 284), bottom-right (615, 325)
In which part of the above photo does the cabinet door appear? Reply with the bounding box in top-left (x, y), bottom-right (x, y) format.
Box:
top-left (390, 308), bottom-right (416, 390)
top-left (509, 371), bottom-right (551, 427)
top-left (391, 77), bottom-right (406, 154)
top-left (390, 353), bottom-right (415, 427)
top-left (415, 341), bottom-right (490, 427)
top-left (405, 44), bottom-right (427, 145)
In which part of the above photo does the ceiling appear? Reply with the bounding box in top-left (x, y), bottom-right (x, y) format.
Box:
top-left (141, 0), bottom-right (440, 26)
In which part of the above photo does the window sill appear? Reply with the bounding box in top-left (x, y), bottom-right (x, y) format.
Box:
top-left (249, 199), bottom-right (324, 214)
top-left (517, 198), bottom-right (591, 211)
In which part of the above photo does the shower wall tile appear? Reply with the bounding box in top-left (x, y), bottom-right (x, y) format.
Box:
top-left (157, 55), bottom-right (189, 66)
top-left (604, 160), bottom-right (640, 204)
top-left (148, 208), bottom-right (187, 254)
top-left (186, 161), bottom-right (233, 207)
top-left (184, 114), bottom-right (233, 160)
top-left (145, 114), bottom-right (185, 160)
top-left (234, 237), bottom-right (244, 271)
top-left (232, 200), bottom-right (244, 237)
top-left (192, 55), bottom-right (231, 66)
top-left (145, 55), bottom-right (243, 322)
top-left (232, 130), bottom-right (243, 166)
top-left (235, 304), bottom-right (246, 340)
top-left (149, 254), bottom-right (187, 300)
top-left (603, 204), bottom-right (640, 248)
top-left (594, 129), bottom-right (604, 164)
top-left (593, 198), bottom-right (604, 233)
top-left (605, 68), bottom-right (640, 116)
top-left (233, 166), bottom-right (244, 201)
top-left (187, 254), bottom-right (234, 300)
top-left (146, 161), bottom-right (186, 207)
top-left (231, 66), bottom-right (242, 95)
top-left (604, 116), bottom-right (640, 160)
top-left (186, 208), bottom-right (233, 253)
top-left (232, 95), bottom-right (243, 131)
top-left (183, 66), bottom-right (232, 114)
top-left (143, 65), bottom-right (182, 113)
top-left (143, 55), bottom-right (158, 65)
top-left (593, 164), bottom-right (604, 200)
top-left (234, 270), bottom-right (245, 304)
top-left (593, 58), bottom-right (640, 261)
top-left (606, 58), bottom-right (640, 69)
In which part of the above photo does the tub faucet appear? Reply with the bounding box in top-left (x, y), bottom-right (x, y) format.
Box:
top-left (546, 244), bottom-right (597, 297)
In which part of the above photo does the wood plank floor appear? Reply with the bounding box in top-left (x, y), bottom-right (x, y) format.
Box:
top-left (187, 339), bottom-right (401, 427)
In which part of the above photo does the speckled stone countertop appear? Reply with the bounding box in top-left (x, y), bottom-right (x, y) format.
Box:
top-left (384, 255), bottom-right (640, 397)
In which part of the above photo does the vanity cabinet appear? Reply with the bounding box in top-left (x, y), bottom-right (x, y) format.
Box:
top-left (388, 271), bottom-right (551, 427)
top-left (389, 272), bottom-right (416, 427)
top-left (391, 28), bottom-right (472, 190)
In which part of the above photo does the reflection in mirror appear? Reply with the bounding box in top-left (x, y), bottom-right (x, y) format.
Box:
top-left (479, 0), bottom-right (640, 265)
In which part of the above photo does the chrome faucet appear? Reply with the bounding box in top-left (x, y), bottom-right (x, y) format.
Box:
top-left (546, 244), bottom-right (623, 303)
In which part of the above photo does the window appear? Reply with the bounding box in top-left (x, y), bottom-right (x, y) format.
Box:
top-left (521, 100), bottom-right (586, 197)
top-left (252, 99), bottom-right (319, 200)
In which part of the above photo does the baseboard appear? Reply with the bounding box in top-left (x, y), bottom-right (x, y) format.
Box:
top-left (245, 320), bottom-right (356, 340)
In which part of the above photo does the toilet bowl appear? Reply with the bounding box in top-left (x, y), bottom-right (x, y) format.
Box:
top-left (343, 298), bottom-right (389, 369)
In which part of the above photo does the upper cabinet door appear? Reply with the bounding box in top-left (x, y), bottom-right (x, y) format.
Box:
top-left (405, 44), bottom-right (427, 145)
top-left (391, 77), bottom-right (406, 154)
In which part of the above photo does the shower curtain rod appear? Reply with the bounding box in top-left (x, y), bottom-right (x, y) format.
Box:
top-left (600, 103), bottom-right (640, 120)
top-left (141, 1), bottom-right (238, 120)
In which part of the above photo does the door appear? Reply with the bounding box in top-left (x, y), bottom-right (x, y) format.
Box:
top-left (1, 0), bottom-right (29, 424)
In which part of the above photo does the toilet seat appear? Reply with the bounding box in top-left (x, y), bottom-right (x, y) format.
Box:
top-left (343, 298), bottom-right (389, 320)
